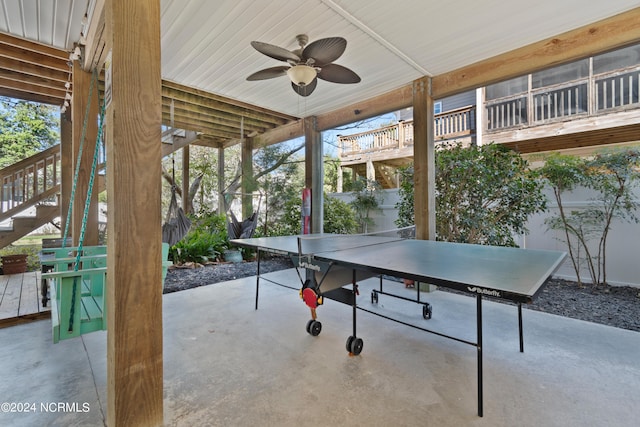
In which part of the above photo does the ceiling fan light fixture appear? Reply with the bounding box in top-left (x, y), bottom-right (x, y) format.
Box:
top-left (287, 65), bottom-right (317, 86)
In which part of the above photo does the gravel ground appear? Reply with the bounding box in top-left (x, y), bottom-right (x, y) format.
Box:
top-left (163, 257), bottom-right (640, 332)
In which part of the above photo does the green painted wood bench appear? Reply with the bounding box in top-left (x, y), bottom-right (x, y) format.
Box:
top-left (39, 246), bottom-right (107, 307)
top-left (43, 243), bottom-right (171, 343)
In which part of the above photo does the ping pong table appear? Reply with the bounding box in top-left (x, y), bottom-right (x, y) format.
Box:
top-left (231, 233), bottom-right (566, 417)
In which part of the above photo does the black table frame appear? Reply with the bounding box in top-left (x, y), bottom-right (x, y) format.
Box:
top-left (251, 247), bottom-right (531, 417)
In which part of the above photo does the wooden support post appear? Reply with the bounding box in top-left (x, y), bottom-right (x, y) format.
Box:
top-left (218, 146), bottom-right (225, 215)
top-left (413, 77), bottom-right (436, 241)
top-left (59, 109), bottom-right (72, 238)
top-left (182, 145), bottom-right (190, 214)
top-left (241, 137), bottom-right (253, 219)
top-left (366, 160), bottom-right (375, 183)
top-left (105, 0), bottom-right (163, 425)
top-left (304, 117), bottom-right (323, 233)
top-left (71, 62), bottom-right (99, 246)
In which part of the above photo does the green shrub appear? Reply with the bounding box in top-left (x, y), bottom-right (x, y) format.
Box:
top-left (395, 142), bottom-right (546, 247)
top-left (269, 193), bottom-right (357, 236)
top-left (169, 212), bottom-right (229, 264)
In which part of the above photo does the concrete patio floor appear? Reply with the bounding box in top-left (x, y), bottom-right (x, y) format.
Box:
top-left (1, 268), bottom-right (639, 426)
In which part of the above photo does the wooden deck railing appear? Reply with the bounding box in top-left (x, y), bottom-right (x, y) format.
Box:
top-left (338, 106), bottom-right (475, 157)
top-left (486, 66), bottom-right (640, 131)
top-left (0, 144), bottom-right (61, 223)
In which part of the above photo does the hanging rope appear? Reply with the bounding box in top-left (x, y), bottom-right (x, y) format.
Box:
top-left (225, 116), bottom-right (260, 239)
top-left (62, 68), bottom-right (98, 248)
top-left (162, 157), bottom-right (192, 246)
top-left (74, 86), bottom-right (107, 268)
top-left (65, 70), bottom-right (106, 332)
top-left (162, 100), bottom-right (191, 246)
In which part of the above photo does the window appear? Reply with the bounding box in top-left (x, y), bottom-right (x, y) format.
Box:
top-left (434, 101), bottom-right (442, 114)
top-left (486, 76), bottom-right (528, 100)
top-left (594, 44), bottom-right (640, 75)
top-left (532, 60), bottom-right (589, 88)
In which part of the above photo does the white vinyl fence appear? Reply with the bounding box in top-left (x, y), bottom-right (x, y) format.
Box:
top-left (329, 185), bottom-right (640, 287)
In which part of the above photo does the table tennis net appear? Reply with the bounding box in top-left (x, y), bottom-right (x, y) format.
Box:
top-left (365, 225), bottom-right (415, 239)
top-left (295, 225), bottom-right (415, 255)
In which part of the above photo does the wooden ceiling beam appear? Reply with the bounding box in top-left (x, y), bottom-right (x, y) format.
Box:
top-left (0, 86), bottom-right (61, 105)
top-left (192, 138), bottom-right (223, 148)
top-left (504, 124), bottom-right (640, 154)
top-left (0, 76), bottom-right (65, 100)
top-left (0, 56), bottom-right (69, 82)
top-left (163, 79), bottom-right (297, 122)
top-left (315, 84), bottom-right (414, 132)
top-left (162, 85), bottom-right (292, 128)
top-left (166, 117), bottom-right (244, 140)
top-left (161, 107), bottom-right (250, 137)
top-left (0, 67), bottom-right (69, 92)
top-left (251, 119), bottom-right (305, 148)
top-left (0, 32), bottom-right (67, 60)
top-left (81, 0), bottom-right (109, 72)
top-left (161, 98), bottom-right (271, 133)
top-left (432, 7), bottom-right (640, 98)
top-left (0, 42), bottom-right (69, 72)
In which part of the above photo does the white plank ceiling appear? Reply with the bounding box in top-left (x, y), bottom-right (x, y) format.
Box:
top-left (1, 0), bottom-right (639, 119)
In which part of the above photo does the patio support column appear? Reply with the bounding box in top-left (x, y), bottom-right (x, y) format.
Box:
top-left (475, 88), bottom-right (484, 145)
top-left (182, 145), bottom-right (190, 213)
top-left (59, 109), bottom-right (72, 238)
top-left (305, 116), bottom-right (323, 233)
top-left (105, 0), bottom-right (163, 425)
top-left (218, 145), bottom-right (225, 215)
top-left (71, 62), bottom-right (99, 246)
top-left (413, 76), bottom-right (436, 240)
top-left (241, 137), bottom-right (254, 219)
top-left (337, 165), bottom-right (343, 193)
top-left (366, 159), bottom-right (375, 183)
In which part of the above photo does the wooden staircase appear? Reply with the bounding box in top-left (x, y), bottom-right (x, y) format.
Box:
top-left (0, 204), bottom-right (60, 248)
top-left (1, 145), bottom-right (61, 249)
top-left (0, 133), bottom-right (194, 249)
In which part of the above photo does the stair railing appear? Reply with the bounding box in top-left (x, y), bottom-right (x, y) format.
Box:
top-left (0, 144), bottom-right (61, 224)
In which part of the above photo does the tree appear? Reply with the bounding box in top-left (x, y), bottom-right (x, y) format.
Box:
top-left (253, 142), bottom-right (305, 234)
top-left (224, 141), bottom-right (305, 215)
top-left (273, 192), bottom-right (357, 236)
top-left (540, 149), bottom-right (640, 287)
top-left (395, 166), bottom-right (415, 228)
top-left (537, 153), bottom-right (589, 285)
top-left (323, 155), bottom-right (341, 193)
top-left (395, 142), bottom-right (546, 247)
top-left (0, 97), bottom-right (59, 168)
top-left (349, 176), bottom-right (382, 233)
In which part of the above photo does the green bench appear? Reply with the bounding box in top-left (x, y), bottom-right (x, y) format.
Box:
top-left (43, 243), bottom-right (171, 343)
top-left (39, 244), bottom-right (108, 306)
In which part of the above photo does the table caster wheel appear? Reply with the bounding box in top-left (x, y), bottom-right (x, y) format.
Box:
top-left (306, 319), bottom-right (322, 336)
top-left (423, 304), bottom-right (432, 320)
top-left (346, 336), bottom-right (363, 355)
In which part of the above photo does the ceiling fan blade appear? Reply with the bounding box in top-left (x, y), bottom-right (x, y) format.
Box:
top-left (302, 37), bottom-right (346, 66)
top-left (246, 66), bottom-right (289, 81)
top-left (250, 41), bottom-right (300, 62)
top-left (291, 78), bottom-right (317, 97)
top-left (317, 64), bottom-right (361, 84)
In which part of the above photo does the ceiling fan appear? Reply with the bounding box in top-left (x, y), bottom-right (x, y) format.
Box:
top-left (246, 34), bottom-right (361, 97)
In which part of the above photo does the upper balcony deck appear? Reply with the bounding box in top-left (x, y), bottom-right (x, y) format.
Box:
top-left (338, 105), bottom-right (476, 164)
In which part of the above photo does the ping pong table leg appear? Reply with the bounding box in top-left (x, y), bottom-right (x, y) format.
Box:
top-left (477, 294), bottom-right (484, 417)
top-left (346, 269), bottom-right (364, 356)
top-left (255, 250), bottom-right (261, 310)
top-left (518, 303), bottom-right (524, 353)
